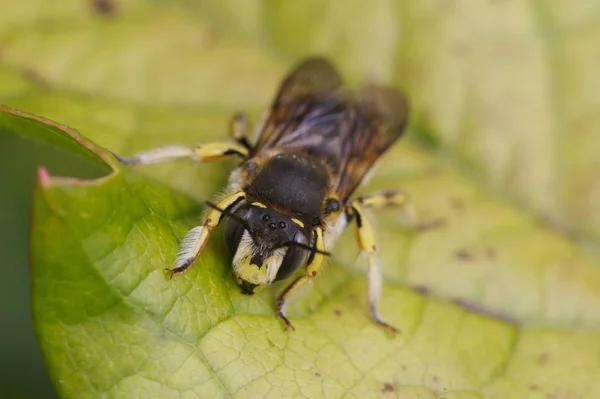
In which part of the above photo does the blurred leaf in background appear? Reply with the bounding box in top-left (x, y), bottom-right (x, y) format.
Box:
top-left (1, 0), bottom-right (599, 398)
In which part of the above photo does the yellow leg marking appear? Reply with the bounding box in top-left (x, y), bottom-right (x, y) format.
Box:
top-left (167, 191), bottom-right (246, 276)
top-left (194, 142), bottom-right (248, 161)
top-left (113, 140), bottom-right (248, 166)
top-left (358, 189), bottom-right (418, 225)
top-left (276, 227), bottom-right (326, 331)
top-left (351, 203), bottom-right (378, 253)
top-left (357, 190), bottom-right (442, 230)
top-left (359, 190), bottom-right (411, 209)
top-left (204, 191), bottom-right (246, 229)
top-left (349, 201), bottom-right (398, 335)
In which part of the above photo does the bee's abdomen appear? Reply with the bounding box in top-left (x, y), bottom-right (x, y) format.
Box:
top-left (245, 153), bottom-right (329, 223)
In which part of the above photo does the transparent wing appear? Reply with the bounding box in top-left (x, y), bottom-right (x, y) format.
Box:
top-left (333, 85), bottom-right (409, 201)
top-left (253, 58), bottom-right (409, 203)
top-left (254, 57), bottom-right (343, 151)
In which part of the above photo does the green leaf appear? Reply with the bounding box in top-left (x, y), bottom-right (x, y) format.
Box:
top-left (2, 1), bottom-right (600, 398)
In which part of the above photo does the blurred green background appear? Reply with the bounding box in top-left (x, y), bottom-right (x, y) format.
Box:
top-left (0, 135), bottom-right (70, 398)
top-left (0, 132), bottom-right (110, 397)
top-left (2, 0), bottom-right (600, 397)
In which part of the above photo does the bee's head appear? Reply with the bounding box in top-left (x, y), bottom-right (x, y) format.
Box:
top-left (223, 202), bottom-right (311, 294)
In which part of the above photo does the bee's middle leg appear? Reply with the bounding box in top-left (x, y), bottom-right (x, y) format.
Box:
top-left (276, 227), bottom-right (326, 331)
top-left (167, 191), bottom-right (246, 276)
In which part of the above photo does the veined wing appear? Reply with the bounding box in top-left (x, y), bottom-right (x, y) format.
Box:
top-left (254, 57), bottom-right (409, 203)
top-left (253, 57), bottom-right (344, 152)
top-left (333, 85), bottom-right (409, 202)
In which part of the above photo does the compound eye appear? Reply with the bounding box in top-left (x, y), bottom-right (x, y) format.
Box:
top-left (324, 198), bottom-right (341, 215)
top-left (275, 247), bottom-right (306, 281)
top-left (278, 221), bottom-right (287, 229)
top-left (261, 214), bottom-right (270, 222)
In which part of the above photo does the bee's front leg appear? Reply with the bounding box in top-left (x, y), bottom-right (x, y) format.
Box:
top-left (167, 191), bottom-right (246, 277)
top-left (347, 201), bottom-right (399, 336)
top-left (112, 113), bottom-right (253, 166)
top-left (276, 227), bottom-right (327, 331)
top-left (111, 140), bottom-right (250, 166)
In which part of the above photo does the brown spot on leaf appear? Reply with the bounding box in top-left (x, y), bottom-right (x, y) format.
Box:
top-left (22, 68), bottom-right (49, 87)
top-left (485, 247), bottom-right (496, 260)
top-left (381, 383), bottom-right (395, 393)
top-left (92, 0), bottom-right (115, 16)
top-left (537, 353), bottom-right (549, 365)
top-left (538, 214), bottom-right (579, 240)
top-left (449, 197), bottom-right (465, 211)
top-left (455, 249), bottom-right (473, 261)
top-left (315, 372), bottom-right (321, 377)
top-left (333, 309), bottom-right (342, 316)
top-left (432, 375), bottom-right (439, 382)
top-left (418, 217), bottom-right (447, 231)
top-left (530, 384), bottom-right (538, 391)
top-left (413, 285), bottom-right (430, 295)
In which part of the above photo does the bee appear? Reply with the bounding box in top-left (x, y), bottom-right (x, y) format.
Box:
top-left (114, 57), bottom-right (421, 334)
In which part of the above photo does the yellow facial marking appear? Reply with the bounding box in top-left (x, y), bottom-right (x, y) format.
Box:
top-left (251, 202), bottom-right (267, 208)
top-left (291, 218), bottom-right (305, 228)
top-left (237, 261), bottom-right (268, 284)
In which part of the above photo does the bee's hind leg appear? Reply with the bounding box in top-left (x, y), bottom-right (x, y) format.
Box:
top-left (167, 191), bottom-right (246, 277)
top-left (347, 200), bottom-right (398, 336)
top-left (355, 189), bottom-right (442, 231)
